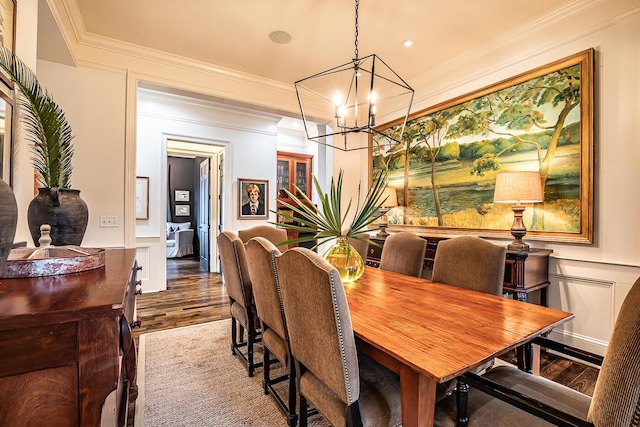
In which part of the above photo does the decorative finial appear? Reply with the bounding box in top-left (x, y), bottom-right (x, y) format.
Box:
top-left (39, 224), bottom-right (52, 247)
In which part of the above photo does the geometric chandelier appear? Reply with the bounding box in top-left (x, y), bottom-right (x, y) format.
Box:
top-left (294, 0), bottom-right (414, 152)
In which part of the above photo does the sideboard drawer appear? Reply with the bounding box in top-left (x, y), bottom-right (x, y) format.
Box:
top-left (0, 323), bottom-right (77, 378)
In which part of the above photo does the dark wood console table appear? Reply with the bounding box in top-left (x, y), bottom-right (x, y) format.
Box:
top-left (0, 248), bottom-right (140, 426)
top-left (366, 235), bottom-right (552, 306)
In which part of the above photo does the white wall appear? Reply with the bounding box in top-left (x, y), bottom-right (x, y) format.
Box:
top-left (136, 89), bottom-right (283, 291)
top-left (24, 60), bottom-right (127, 248)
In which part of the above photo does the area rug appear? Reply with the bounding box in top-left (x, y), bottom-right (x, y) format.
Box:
top-left (135, 319), bottom-right (330, 426)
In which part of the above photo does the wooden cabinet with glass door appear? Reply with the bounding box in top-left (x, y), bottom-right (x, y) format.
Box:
top-left (276, 151), bottom-right (315, 249)
top-left (276, 151), bottom-right (312, 198)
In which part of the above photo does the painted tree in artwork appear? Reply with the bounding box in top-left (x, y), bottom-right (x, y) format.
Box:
top-left (447, 64), bottom-right (582, 228)
top-left (372, 127), bottom-right (409, 222)
top-left (402, 108), bottom-right (461, 226)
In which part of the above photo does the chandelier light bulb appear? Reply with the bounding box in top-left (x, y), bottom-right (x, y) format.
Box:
top-left (337, 104), bottom-right (347, 128)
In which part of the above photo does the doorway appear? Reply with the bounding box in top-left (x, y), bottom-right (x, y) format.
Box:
top-left (198, 157), bottom-right (210, 271)
top-left (166, 139), bottom-right (223, 273)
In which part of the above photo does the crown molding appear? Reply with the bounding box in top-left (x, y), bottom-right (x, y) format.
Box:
top-left (138, 88), bottom-right (280, 137)
top-left (54, 0), bottom-right (291, 90)
top-left (44, 0), bottom-right (304, 122)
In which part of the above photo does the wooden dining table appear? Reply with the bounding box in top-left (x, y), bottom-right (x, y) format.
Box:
top-left (344, 267), bottom-right (574, 427)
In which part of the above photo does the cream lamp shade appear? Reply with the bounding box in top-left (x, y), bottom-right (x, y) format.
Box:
top-left (493, 171), bottom-right (543, 204)
top-left (493, 171), bottom-right (543, 251)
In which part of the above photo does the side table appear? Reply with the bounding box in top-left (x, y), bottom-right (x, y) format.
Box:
top-left (366, 235), bottom-right (552, 306)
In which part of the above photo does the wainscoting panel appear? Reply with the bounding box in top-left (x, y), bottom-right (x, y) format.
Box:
top-left (547, 274), bottom-right (612, 355)
top-left (135, 237), bottom-right (166, 293)
top-left (546, 256), bottom-right (640, 355)
top-left (135, 247), bottom-right (150, 282)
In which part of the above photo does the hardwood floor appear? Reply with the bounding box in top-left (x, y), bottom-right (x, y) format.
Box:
top-left (128, 256), bottom-right (598, 425)
top-left (133, 256), bottom-right (229, 342)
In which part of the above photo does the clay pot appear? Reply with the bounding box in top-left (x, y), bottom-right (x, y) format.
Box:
top-left (27, 188), bottom-right (88, 247)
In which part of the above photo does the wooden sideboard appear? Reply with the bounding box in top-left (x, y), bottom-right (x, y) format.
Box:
top-left (0, 248), bottom-right (140, 426)
top-left (366, 235), bottom-right (552, 306)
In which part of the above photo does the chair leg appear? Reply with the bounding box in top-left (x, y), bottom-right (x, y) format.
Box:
top-left (263, 346), bottom-right (270, 395)
top-left (299, 394), bottom-right (308, 427)
top-left (247, 328), bottom-right (255, 377)
top-left (295, 359), bottom-right (307, 427)
top-left (239, 324), bottom-right (245, 344)
top-left (287, 360), bottom-right (297, 427)
top-left (247, 316), bottom-right (257, 377)
top-left (345, 403), bottom-right (364, 427)
top-left (230, 317), bottom-right (237, 355)
top-left (516, 343), bottom-right (534, 373)
top-left (456, 379), bottom-right (469, 427)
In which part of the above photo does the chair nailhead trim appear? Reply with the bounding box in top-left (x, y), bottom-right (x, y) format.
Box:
top-left (300, 248), bottom-right (355, 405)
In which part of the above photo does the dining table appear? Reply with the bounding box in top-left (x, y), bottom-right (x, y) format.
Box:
top-left (344, 266), bottom-right (574, 427)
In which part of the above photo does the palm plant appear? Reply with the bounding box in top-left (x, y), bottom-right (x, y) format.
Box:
top-left (0, 47), bottom-right (74, 188)
top-left (273, 168), bottom-right (390, 249)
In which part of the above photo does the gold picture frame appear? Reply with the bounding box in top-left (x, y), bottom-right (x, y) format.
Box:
top-left (135, 176), bottom-right (149, 220)
top-left (238, 178), bottom-right (268, 219)
top-left (0, 82), bottom-right (14, 185)
top-left (0, 0), bottom-right (15, 87)
top-left (370, 49), bottom-right (594, 244)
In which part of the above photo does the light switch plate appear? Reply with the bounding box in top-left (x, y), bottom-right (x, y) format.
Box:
top-left (99, 216), bottom-right (119, 228)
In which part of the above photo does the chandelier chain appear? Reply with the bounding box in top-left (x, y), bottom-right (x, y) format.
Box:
top-left (354, 0), bottom-right (359, 60)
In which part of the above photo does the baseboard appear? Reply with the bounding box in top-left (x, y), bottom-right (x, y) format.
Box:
top-left (547, 329), bottom-right (607, 358)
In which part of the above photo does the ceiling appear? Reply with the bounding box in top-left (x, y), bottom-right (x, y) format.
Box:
top-left (45, 0), bottom-right (577, 88)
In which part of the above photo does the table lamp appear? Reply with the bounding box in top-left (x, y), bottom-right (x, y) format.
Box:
top-left (493, 171), bottom-right (543, 251)
top-left (377, 187), bottom-right (398, 237)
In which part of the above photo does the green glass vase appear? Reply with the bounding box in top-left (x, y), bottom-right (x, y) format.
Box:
top-left (324, 237), bottom-right (365, 283)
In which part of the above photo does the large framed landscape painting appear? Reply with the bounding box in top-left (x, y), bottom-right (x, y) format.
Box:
top-left (370, 49), bottom-right (594, 244)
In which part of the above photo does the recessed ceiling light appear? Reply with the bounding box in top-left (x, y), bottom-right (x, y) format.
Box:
top-left (269, 31), bottom-right (292, 44)
top-left (402, 40), bottom-right (414, 47)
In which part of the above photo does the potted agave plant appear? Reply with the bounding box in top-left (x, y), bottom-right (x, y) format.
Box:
top-left (0, 47), bottom-right (87, 247)
top-left (274, 168), bottom-right (389, 282)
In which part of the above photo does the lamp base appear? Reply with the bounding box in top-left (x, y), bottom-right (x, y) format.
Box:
top-left (377, 208), bottom-right (391, 238)
top-left (508, 205), bottom-right (530, 252)
top-left (507, 240), bottom-right (530, 252)
top-left (376, 224), bottom-right (389, 238)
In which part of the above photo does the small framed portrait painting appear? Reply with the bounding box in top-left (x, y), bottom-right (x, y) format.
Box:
top-left (238, 178), bottom-right (268, 219)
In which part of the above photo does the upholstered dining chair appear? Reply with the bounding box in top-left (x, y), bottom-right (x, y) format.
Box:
top-left (216, 231), bottom-right (262, 377)
top-left (431, 236), bottom-right (507, 296)
top-left (238, 225), bottom-right (288, 247)
top-left (276, 247), bottom-right (402, 427)
top-left (434, 275), bottom-right (640, 427)
top-left (245, 237), bottom-right (298, 427)
top-left (347, 234), bottom-right (371, 262)
top-left (431, 236), bottom-right (508, 415)
top-left (379, 231), bottom-right (427, 277)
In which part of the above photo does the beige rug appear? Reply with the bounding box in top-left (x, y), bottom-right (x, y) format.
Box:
top-left (135, 319), bottom-right (330, 426)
